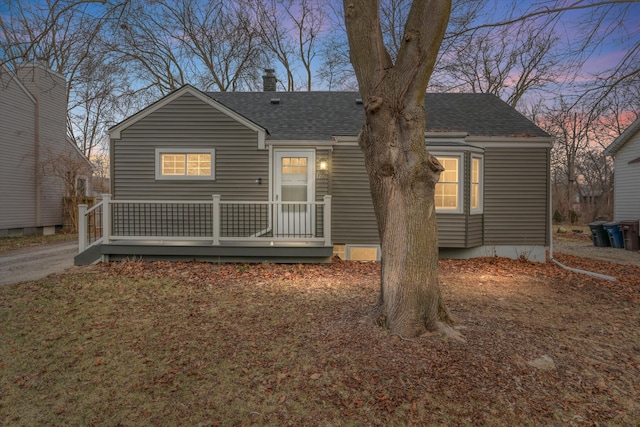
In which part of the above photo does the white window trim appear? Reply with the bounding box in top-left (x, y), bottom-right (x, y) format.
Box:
top-left (155, 148), bottom-right (216, 180)
top-left (433, 153), bottom-right (463, 214)
top-left (470, 155), bottom-right (484, 214)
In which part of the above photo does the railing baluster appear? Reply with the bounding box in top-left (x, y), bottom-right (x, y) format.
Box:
top-left (87, 196), bottom-right (329, 244)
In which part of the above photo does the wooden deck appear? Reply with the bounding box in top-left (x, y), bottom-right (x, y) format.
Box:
top-left (75, 195), bottom-right (333, 265)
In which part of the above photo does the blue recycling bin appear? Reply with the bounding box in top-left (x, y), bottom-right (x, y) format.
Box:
top-left (603, 222), bottom-right (624, 248)
top-left (588, 221), bottom-right (610, 247)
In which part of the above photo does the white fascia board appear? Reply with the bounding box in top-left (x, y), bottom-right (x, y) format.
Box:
top-left (424, 131), bottom-right (469, 143)
top-left (66, 137), bottom-right (95, 170)
top-left (426, 144), bottom-right (484, 154)
top-left (332, 135), bottom-right (359, 145)
top-left (267, 140), bottom-right (334, 150)
top-left (603, 116), bottom-right (640, 157)
top-left (465, 136), bottom-right (554, 148)
top-left (109, 85), bottom-right (268, 149)
top-left (1, 63), bottom-right (36, 104)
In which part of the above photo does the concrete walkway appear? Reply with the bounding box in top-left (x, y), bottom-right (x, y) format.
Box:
top-left (0, 240), bottom-right (79, 286)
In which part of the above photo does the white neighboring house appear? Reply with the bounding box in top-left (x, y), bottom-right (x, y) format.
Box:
top-left (0, 62), bottom-right (93, 236)
top-left (604, 116), bottom-right (640, 222)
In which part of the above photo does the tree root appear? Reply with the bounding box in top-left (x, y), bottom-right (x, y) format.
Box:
top-left (435, 321), bottom-right (467, 343)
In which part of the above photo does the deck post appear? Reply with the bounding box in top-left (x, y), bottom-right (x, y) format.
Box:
top-left (323, 195), bottom-right (332, 246)
top-left (212, 195), bottom-right (221, 245)
top-left (102, 194), bottom-right (111, 244)
top-left (78, 204), bottom-right (88, 252)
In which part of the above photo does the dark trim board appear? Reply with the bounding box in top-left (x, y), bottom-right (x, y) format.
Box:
top-left (76, 243), bottom-right (333, 265)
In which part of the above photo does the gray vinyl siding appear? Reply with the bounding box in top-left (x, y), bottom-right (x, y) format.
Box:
top-left (0, 65), bottom-right (67, 230)
top-left (330, 145), bottom-right (476, 247)
top-left (467, 214), bottom-right (483, 247)
top-left (483, 146), bottom-right (549, 245)
top-left (612, 134), bottom-right (640, 221)
top-left (112, 92), bottom-right (269, 202)
top-left (436, 214), bottom-right (466, 247)
top-left (0, 70), bottom-right (37, 230)
top-left (331, 145), bottom-right (379, 244)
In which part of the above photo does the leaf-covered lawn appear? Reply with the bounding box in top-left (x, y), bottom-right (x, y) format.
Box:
top-left (1, 256), bottom-right (638, 426)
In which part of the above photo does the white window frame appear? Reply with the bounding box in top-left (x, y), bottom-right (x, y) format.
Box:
top-left (434, 154), bottom-right (463, 214)
top-left (155, 148), bottom-right (216, 180)
top-left (470, 155), bottom-right (484, 214)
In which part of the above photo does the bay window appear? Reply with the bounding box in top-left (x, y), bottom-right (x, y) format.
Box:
top-left (435, 156), bottom-right (460, 211)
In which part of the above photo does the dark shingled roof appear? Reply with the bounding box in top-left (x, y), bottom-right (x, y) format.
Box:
top-left (207, 91), bottom-right (549, 140)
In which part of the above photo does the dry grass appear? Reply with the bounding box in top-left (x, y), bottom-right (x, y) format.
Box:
top-left (0, 233), bottom-right (77, 255)
top-left (1, 258), bottom-right (639, 426)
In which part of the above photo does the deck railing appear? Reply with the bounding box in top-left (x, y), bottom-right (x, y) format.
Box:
top-left (78, 194), bottom-right (332, 251)
top-left (78, 198), bottom-right (104, 252)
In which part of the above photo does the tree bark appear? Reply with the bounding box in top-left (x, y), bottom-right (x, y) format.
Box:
top-left (344, 0), bottom-right (453, 337)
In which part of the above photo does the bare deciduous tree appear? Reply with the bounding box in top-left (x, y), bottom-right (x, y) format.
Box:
top-left (247, 0), bottom-right (326, 91)
top-left (343, 0), bottom-right (461, 339)
top-left (435, 21), bottom-right (564, 108)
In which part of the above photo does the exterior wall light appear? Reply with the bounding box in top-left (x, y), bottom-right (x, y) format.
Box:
top-left (319, 158), bottom-right (328, 171)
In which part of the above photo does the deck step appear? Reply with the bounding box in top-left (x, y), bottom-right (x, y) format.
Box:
top-left (74, 244), bottom-right (103, 265)
top-left (77, 243), bottom-right (333, 264)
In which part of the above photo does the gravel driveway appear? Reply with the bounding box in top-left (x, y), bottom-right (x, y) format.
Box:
top-left (0, 240), bottom-right (79, 286)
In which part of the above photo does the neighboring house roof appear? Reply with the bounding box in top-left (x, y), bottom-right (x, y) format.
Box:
top-left (1, 63), bottom-right (36, 103)
top-left (208, 91), bottom-right (550, 140)
top-left (66, 137), bottom-right (95, 171)
top-left (603, 115), bottom-right (640, 156)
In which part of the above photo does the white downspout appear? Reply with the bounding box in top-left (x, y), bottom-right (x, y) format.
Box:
top-left (548, 166), bottom-right (616, 282)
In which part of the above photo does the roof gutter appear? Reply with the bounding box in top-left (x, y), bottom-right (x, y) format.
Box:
top-left (548, 169), bottom-right (616, 282)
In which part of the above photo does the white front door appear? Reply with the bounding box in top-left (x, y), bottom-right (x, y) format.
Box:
top-left (274, 149), bottom-right (315, 237)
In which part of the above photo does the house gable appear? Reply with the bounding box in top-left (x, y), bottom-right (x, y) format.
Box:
top-left (605, 118), bottom-right (640, 221)
top-left (604, 116), bottom-right (640, 157)
top-left (109, 85), bottom-right (267, 149)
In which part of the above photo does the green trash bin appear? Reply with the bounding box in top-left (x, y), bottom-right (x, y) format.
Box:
top-left (620, 220), bottom-right (639, 251)
top-left (588, 221), bottom-right (610, 247)
top-left (603, 222), bottom-right (624, 248)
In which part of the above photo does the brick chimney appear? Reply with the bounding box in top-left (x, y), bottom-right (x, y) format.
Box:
top-left (262, 69), bottom-right (276, 92)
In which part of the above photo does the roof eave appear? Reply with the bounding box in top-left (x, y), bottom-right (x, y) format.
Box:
top-left (109, 85), bottom-right (268, 148)
top-left (603, 116), bottom-right (640, 157)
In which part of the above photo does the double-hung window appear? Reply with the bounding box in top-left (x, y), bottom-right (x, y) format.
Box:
top-left (155, 149), bottom-right (215, 180)
top-left (471, 156), bottom-right (483, 213)
top-left (435, 156), bottom-right (461, 212)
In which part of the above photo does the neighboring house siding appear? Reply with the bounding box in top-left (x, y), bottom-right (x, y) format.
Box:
top-left (112, 92), bottom-right (269, 201)
top-left (613, 134), bottom-right (640, 221)
top-left (483, 146), bottom-right (549, 246)
top-left (0, 71), bottom-right (37, 230)
top-left (331, 145), bottom-right (379, 244)
top-left (1, 64), bottom-right (68, 231)
top-left (17, 65), bottom-right (68, 226)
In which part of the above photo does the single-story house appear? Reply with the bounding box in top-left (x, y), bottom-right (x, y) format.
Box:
top-left (1, 62), bottom-right (93, 237)
top-left (75, 75), bottom-right (553, 265)
top-left (603, 116), bottom-right (640, 221)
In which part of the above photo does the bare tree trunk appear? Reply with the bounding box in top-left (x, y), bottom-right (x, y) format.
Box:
top-left (359, 89), bottom-right (451, 336)
top-left (343, 0), bottom-right (454, 337)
